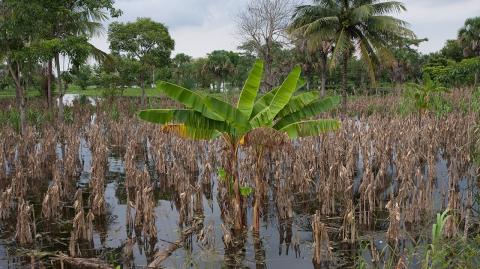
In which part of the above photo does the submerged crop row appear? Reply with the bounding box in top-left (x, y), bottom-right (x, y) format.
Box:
top-left (0, 89), bottom-right (478, 267)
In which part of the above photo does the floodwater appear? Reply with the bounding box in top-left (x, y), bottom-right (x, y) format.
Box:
top-left (0, 134), bottom-right (476, 269)
top-left (0, 98), bottom-right (477, 268)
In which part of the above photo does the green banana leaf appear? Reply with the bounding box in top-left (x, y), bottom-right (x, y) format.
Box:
top-left (237, 60), bottom-right (264, 117)
top-left (203, 96), bottom-right (250, 131)
top-left (251, 88), bottom-right (278, 118)
top-left (157, 81), bottom-right (224, 121)
top-left (274, 96), bottom-right (340, 129)
top-left (250, 66), bottom-right (301, 127)
top-left (138, 109), bottom-right (231, 133)
top-left (276, 91), bottom-right (319, 119)
top-left (280, 119), bottom-right (341, 138)
top-left (251, 75), bottom-right (304, 118)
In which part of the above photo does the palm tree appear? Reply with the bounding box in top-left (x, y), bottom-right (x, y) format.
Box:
top-left (458, 17), bottom-right (480, 58)
top-left (138, 60), bottom-right (340, 232)
top-left (204, 50), bottom-right (236, 92)
top-left (289, 0), bottom-right (415, 110)
top-left (458, 17), bottom-right (480, 87)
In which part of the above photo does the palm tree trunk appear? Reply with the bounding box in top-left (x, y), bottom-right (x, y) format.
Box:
top-left (320, 69), bottom-right (327, 98)
top-left (55, 54), bottom-right (64, 122)
top-left (341, 53), bottom-right (349, 114)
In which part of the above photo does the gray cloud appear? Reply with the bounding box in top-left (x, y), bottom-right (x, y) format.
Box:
top-left (400, 0), bottom-right (480, 53)
top-left (91, 0), bottom-right (480, 57)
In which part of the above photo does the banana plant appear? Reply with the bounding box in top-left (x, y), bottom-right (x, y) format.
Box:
top-left (138, 59), bottom-right (340, 231)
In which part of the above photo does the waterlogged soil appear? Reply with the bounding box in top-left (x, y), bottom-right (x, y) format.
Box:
top-left (0, 134), bottom-right (476, 269)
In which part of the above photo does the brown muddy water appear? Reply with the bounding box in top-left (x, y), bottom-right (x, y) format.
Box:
top-left (0, 100), bottom-right (478, 269)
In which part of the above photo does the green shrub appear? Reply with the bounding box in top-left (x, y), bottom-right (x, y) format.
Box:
top-left (64, 106), bottom-right (74, 124)
top-left (429, 95), bottom-right (453, 118)
top-left (0, 110), bottom-right (21, 133)
top-left (79, 95), bottom-right (89, 106)
top-left (109, 105), bottom-right (120, 122)
top-left (27, 109), bottom-right (44, 127)
top-left (423, 57), bottom-right (480, 87)
top-left (471, 88), bottom-right (480, 114)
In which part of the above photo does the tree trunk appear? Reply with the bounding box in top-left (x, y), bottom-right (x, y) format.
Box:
top-left (341, 53), bottom-right (349, 114)
top-left (152, 68), bottom-right (156, 88)
top-left (320, 69), bottom-right (327, 98)
top-left (8, 62), bottom-right (26, 135)
top-left (264, 59), bottom-right (273, 92)
top-left (55, 54), bottom-right (64, 122)
top-left (262, 42), bottom-right (274, 93)
top-left (320, 53), bottom-right (328, 97)
top-left (47, 60), bottom-right (52, 109)
top-left (140, 73), bottom-right (146, 108)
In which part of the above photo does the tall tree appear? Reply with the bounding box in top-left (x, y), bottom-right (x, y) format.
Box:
top-left (440, 39), bottom-right (464, 62)
top-left (171, 53), bottom-right (193, 87)
top-left (0, 0), bottom-right (45, 135)
top-left (458, 17), bottom-right (480, 58)
top-left (237, 0), bottom-right (292, 92)
top-left (458, 17), bottom-right (480, 86)
top-left (109, 18), bottom-right (175, 107)
top-left (290, 0), bottom-right (415, 110)
top-left (293, 36), bottom-right (332, 96)
top-left (390, 38), bottom-right (427, 89)
top-left (38, 0), bottom-right (120, 118)
top-left (204, 50), bottom-right (237, 92)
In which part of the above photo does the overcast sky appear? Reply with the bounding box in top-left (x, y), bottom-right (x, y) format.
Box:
top-left (91, 0), bottom-right (480, 58)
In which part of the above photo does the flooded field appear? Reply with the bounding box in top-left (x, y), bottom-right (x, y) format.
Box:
top-left (0, 97), bottom-right (478, 268)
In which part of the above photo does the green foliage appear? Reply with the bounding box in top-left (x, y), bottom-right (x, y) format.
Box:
top-left (289, 0), bottom-right (415, 89)
top-left (471, 88), bottom-right (480, 113)
top-left (458, 17), bottom-right (480, 57)
top-left (440, 39), bottom-right (464, 62)
top-left (27, 109), bottom-right (45, 128)
top-left (79, 95), bottom-right (89, 106)
top-left (109, 105), bottom-right (120, 122)
top-left (423, 57), bottom-right (480, 87)
top-left (0, 110), bottom-right (21, 133)
top-left (138, 60), bottom-right (340, 143)
top-left (424, 210), bottom-right (450, 269)
top-left (239, 186), bottom-right (253, 197)
top-left (204, 50), bottom-right (240, 91)
top-left (419, 210), bottom-right (480, 268)
top-left (473, 116), bottom-right (480, 166)
top-left (102, 87), bottom-right (123, 100)
top-left (109, 17), bottom-right (174, 86)
top-left (63, 106), bottom-right (74, 125)
top-left (217, 167), bottom-right (233, 194)
top-left (402, 74), bottom-right (449, 116)
top-left (71, 65), bottom-right (93, 90)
